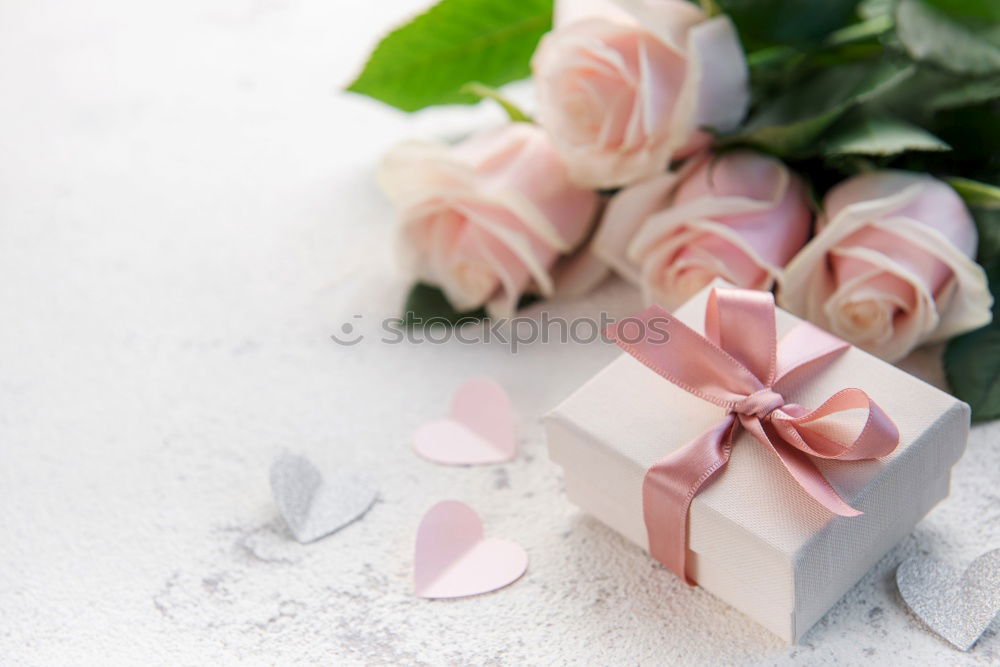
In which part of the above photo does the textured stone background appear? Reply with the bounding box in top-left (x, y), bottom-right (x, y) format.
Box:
top-left (1, 1), bottom-right (998, 664)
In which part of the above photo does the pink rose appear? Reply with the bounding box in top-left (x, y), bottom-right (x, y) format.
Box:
top-left (378, 124), bottom-right (600, 316)
top-left (780, 171), bottom-right (992, 362)
top-left (593, 150), bottom-right (812, 308)
top-left (532, 0), bottom-right (749, 188)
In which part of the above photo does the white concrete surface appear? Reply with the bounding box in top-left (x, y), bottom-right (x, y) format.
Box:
top-left (1, 1), bottom-right (997, 664)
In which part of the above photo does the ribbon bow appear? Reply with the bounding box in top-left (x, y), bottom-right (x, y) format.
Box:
top-left (608, 288), bottom-right (899, 584)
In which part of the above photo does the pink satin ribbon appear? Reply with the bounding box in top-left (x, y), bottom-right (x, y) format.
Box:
top-left (608, 288), bottom-right (899, 584)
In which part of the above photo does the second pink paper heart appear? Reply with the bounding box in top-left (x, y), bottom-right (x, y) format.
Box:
top-left (414, 500), bottom-right (528, 599)
top-left (413, 378), bottom-right (516, 465)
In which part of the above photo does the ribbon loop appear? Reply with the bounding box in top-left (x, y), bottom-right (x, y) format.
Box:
top-left (706, 288), bottom-right (777, 385)
top-left (615, 288), bottom-right (900, 584)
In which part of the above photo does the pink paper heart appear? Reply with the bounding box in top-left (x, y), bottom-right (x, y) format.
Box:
top-left (414, 500), bottom-right (528, 599)
top-left (412, 378), bottom-right (516, 465)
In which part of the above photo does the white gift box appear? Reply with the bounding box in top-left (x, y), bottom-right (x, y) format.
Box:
top-left (544, 284), bottom-right (970, 642)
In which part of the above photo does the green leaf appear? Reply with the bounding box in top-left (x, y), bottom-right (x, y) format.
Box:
top-left (945, 176), bottom-right (1000, 263)
top-left (823, 112), bottom-right (950, 155)
top-left (946, 177), bottom-right (1000, 263)
top-left (920, 0), bottom-right (1000, 21)
top-left (745, 16), bottom-right (894, 71)
top-left (927, 77), bottom-right (1000, 110)
top-left (826, 15), bottom-right (895, 47)
top-left (459, 82), bottom-right (532, 122)
top-left (738, 109), bottom-right (844, 157)
top-left (699, 0), bottom-right (722, 18)
top-left (861, 65), bottom-right (1000, 130)
top-left (401, 283), bottom-right (541, 326)
top-left (945, 263), bottom-right (1000, 421)
top-left (858, 0), bottom-right (894, 20)
top-left (716, 0), bottom-right (861, 50)
top-left (896, 0), bottom-right (1000, 76)
top-left (945, 321), bottom-right (1000, 421)
top-left (346, 0), bottom-right (552, 112)
top-left (947, 177), bottom-right (1000, 209)
top-left (402, 283), bottom-right (487, 327)
top-left (970, 208), bottom-right (1000, 265)
top-left (728, 59), bottom-right (914, 157)
top-left (745, 45), bottom-right (798, 69)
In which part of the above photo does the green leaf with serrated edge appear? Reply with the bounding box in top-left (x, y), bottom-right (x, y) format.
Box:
top-left (460, 82), bottom-right (532, 122)
top-left (346, 0), bottom-right (552, 112)
top-left (823, 112), bottom-right (950, 156)
top-left (739, 110), bottom-right (844, 156)
top-left (726, 60), bottom-right (914, 157)
top-left (896, 0), bottom-right (1000, 76)
top-left (945, 263), bottom-right (1000, 422)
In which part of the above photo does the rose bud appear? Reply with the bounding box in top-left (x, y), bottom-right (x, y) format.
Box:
top-left (594, 150), bottom-right (812, 309)
top-left (779, 171), bottom-right (992, 362)
top-left (378, 124), bottom-right (600, 316)
top-left (531, 0), bottom-right (749, 188)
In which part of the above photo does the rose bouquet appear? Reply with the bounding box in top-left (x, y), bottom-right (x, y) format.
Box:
top-left (349, 0), bottom-right (1000, 420)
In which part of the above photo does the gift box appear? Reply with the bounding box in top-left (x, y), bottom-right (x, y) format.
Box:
top-left (544, 283), bottom-right (970, 643)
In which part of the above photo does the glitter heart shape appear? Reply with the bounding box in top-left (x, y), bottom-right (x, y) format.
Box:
top-left (896, 548), bottom-right (1000, 650)
top-left (412, 378), bottom-right (516, 465)
top-left (269, 453), bottom-right (377, 543)
top-left (414, 500), bottom-right (527, 599)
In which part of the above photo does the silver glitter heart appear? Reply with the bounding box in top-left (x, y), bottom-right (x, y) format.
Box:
top-left (896, 548), bottom-right (1000, 651)
top-left (269, 453), bottom-right (377, 543)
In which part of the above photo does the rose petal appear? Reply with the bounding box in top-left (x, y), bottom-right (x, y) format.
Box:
top-left (532, 8), bottom-right (726, 188)
top-left (781, 183), bottom-right (991, 358)
top-left (627, 152), bottom-right (809, 273)
top-left (384, 125), bottom-right (598, 313)
top-left (822, 171), bottom-right (977, 257)
top-left (823, 247), bottom-right (936, 360)
top-left (550, 242), bottom-right (613, 298)
top-left (593, 170), bottom-right (680, 284)
top-left (555, 0), bottom-right (635, 27)
top-left (613, 0), bottom-right (706, 54)
top-left (668, 16), bottom-right (748, 158)
top-left (637, 223), bottom-right (773, 308)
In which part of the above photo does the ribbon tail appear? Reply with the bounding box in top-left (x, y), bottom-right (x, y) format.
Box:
top-left (643, 415), bottom-right (737, 585)
top-left (740, 415), bottom-right (861, 517)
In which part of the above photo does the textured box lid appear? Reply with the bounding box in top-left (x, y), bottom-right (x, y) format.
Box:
top-left (546, 283), bottom-right (970, 641)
